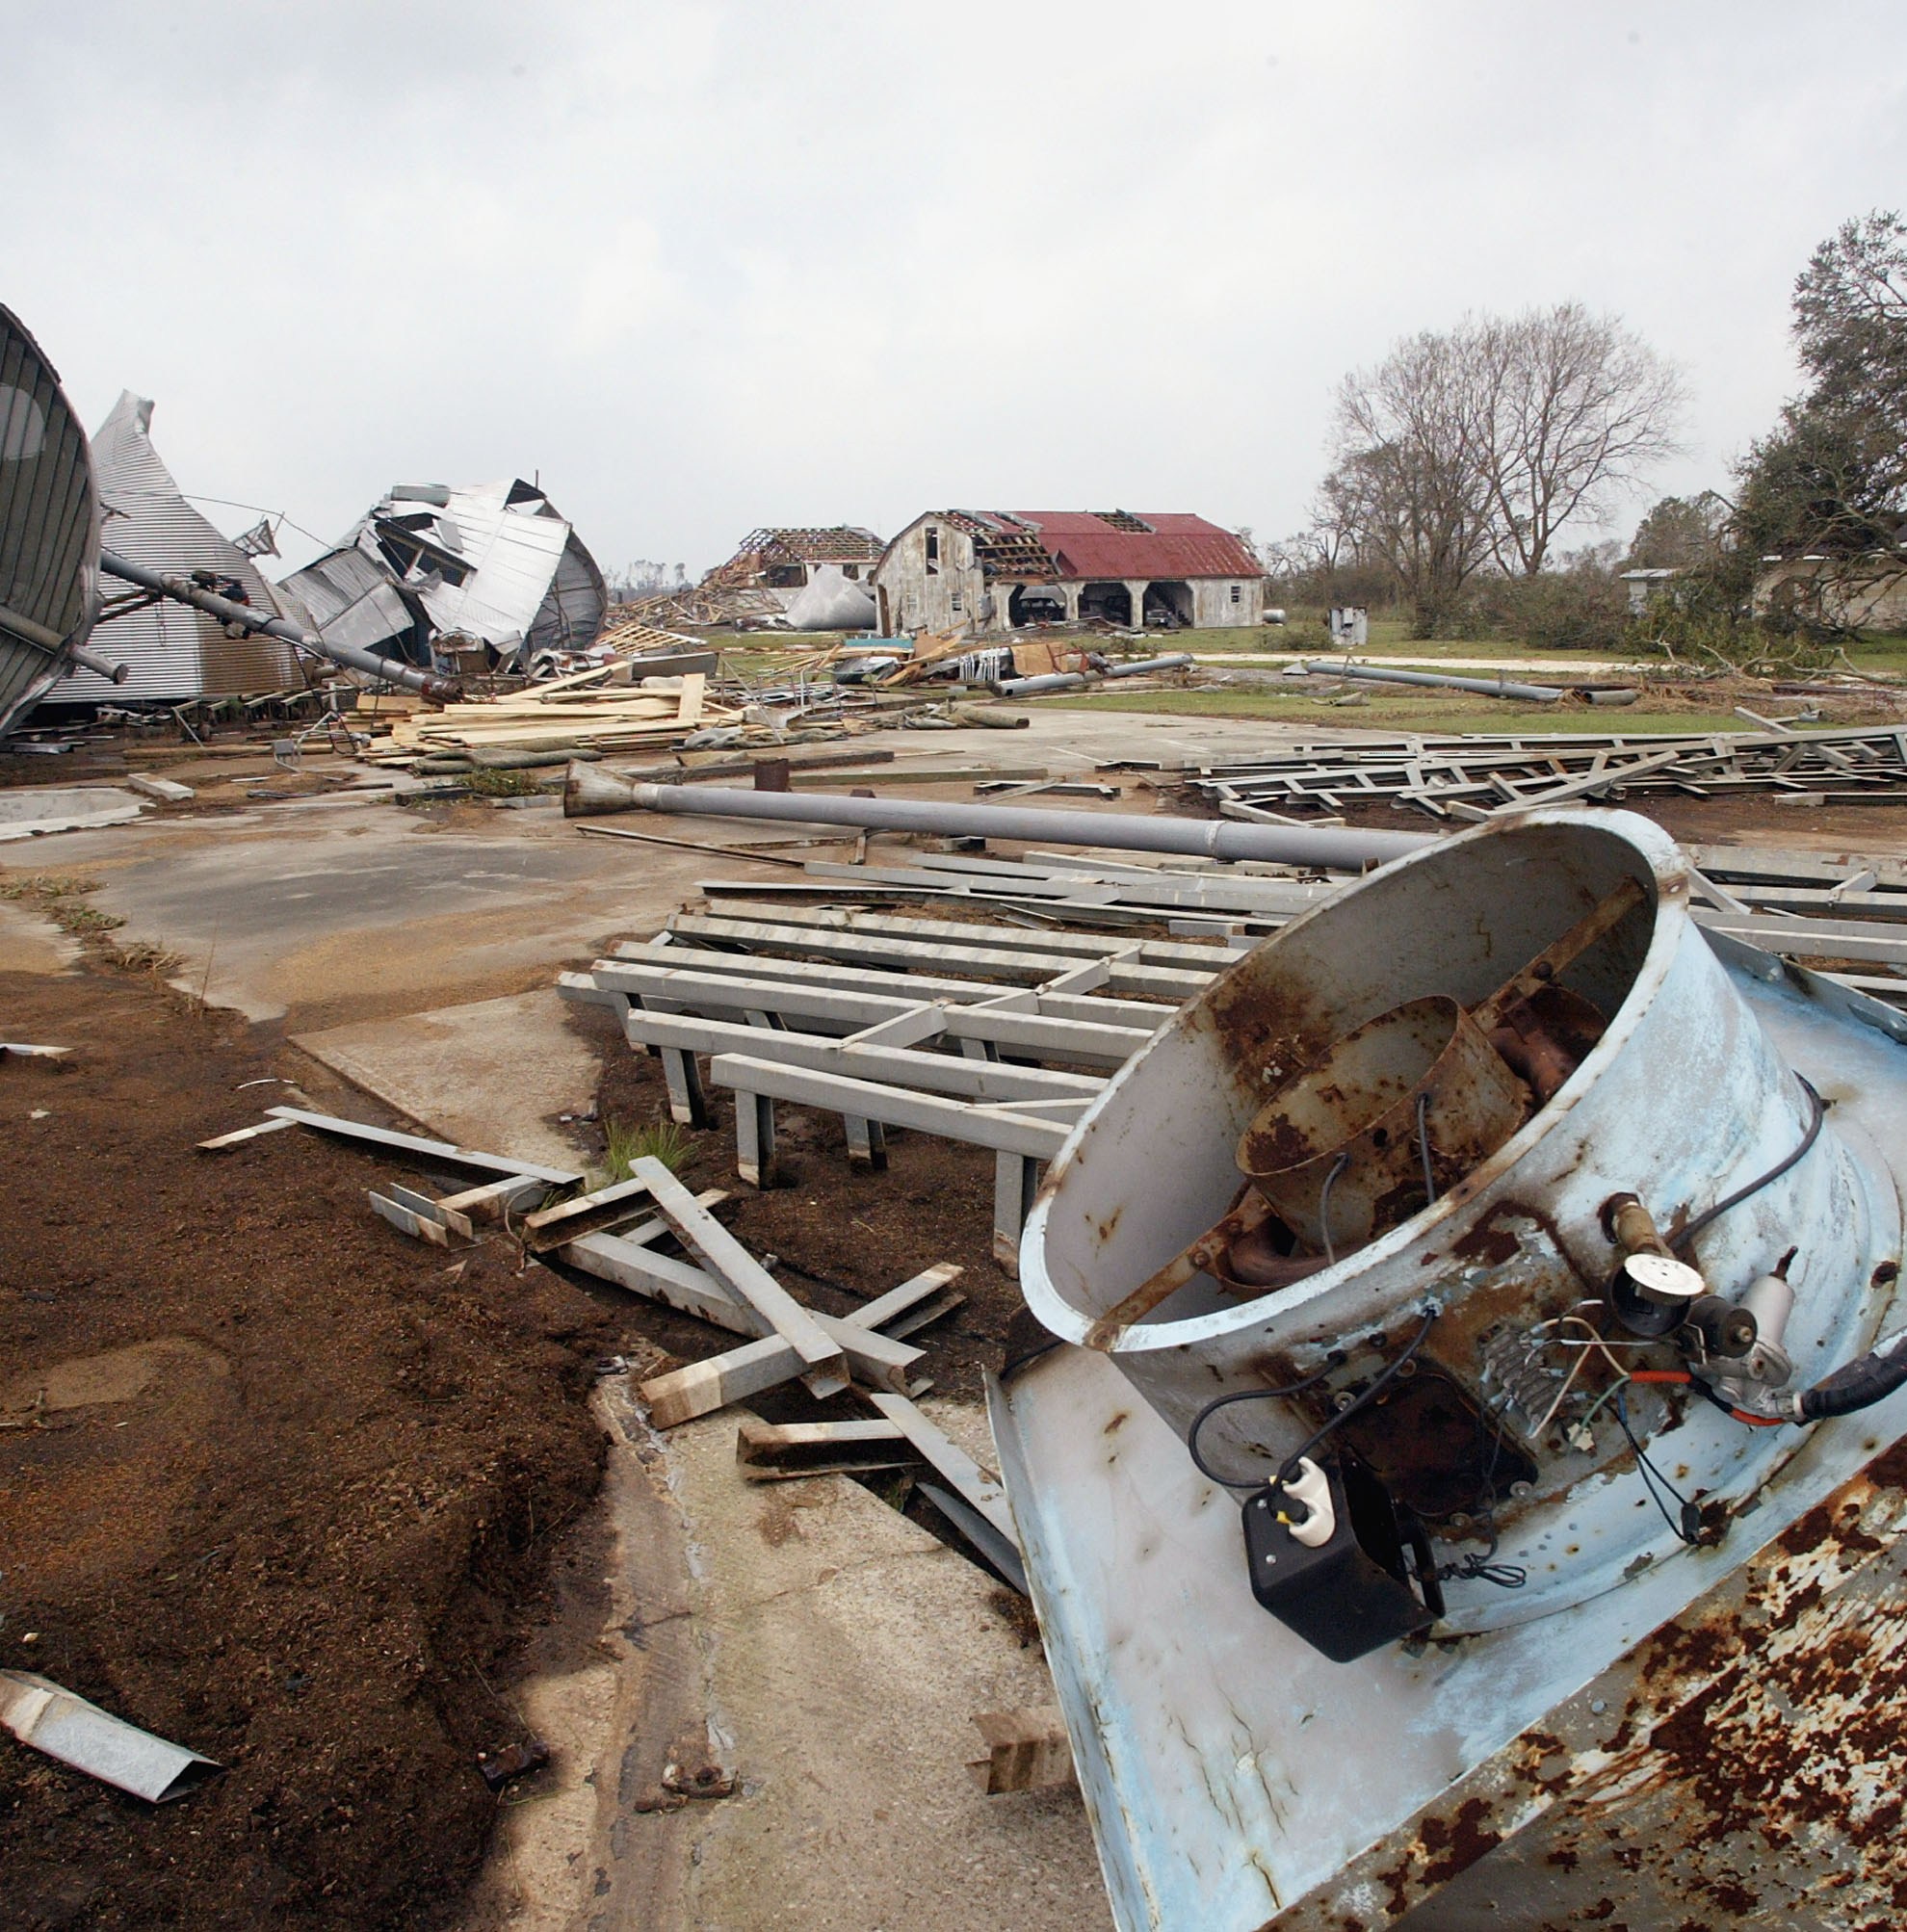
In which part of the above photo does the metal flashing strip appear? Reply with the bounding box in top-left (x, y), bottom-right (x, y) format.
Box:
top-left (0, 1672), bottom-right (221, 1803)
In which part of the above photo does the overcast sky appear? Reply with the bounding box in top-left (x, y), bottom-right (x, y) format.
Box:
top-left (7, 2), bottom-right (1905, 582)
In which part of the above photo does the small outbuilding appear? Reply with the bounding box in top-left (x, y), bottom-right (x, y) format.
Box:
top-left (873, 510), bottom-right (1265, 637)
top-left (1753, 550), bottom-right (1907, 633)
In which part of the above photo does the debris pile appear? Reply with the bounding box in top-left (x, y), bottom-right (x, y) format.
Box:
top-left (358, 666), bottom-right (726, 764)
top-left (213, 1106), bottom-right (1025, 1589)
top-left (281, 479), bottom-right (608, 676)
top-left (613, 527), bottom-right (886, 633)
top-left (1184, 718), bottom-right (1907, 822)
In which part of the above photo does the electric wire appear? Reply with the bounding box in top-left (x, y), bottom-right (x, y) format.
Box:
top-left (1317, 1150), bottom-right (1351, 1266)
top-left (1613, 1386), bottom-right (1703, 1545)
top-left (1185, 1358), bottom-right (1346, 1488)
top-left (1677, 1077), bottom-right (1826, 1249)
top-left (1416, 1089), bottom-right (1437, 1209)
top-left (1276, 1307), bottom-right (1440, 1486)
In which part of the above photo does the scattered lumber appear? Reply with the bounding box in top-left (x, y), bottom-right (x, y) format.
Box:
top-left (1183, 722), bottom-right (1907, 822)
top-left (631, 1157), bottom-right (849, 1397)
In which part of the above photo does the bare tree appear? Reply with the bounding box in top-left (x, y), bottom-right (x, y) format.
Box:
top-left (1469, 304), bottom-right (1686, 577)
top-left (1319, 307), bottom-right (1684, 631)
top-left (1322, 329), bottom-right (1495, 633)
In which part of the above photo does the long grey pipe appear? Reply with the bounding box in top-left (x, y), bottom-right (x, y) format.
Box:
top-left (99, 549), bottom-right (458, 699)
top-left (1300, 659), bottom-right (1564, 702)
top-left (588, 773), bottom-right (1432, 871)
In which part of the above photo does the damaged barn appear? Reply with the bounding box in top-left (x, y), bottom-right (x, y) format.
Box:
top-left (873, 509), bottom-right (1267, 636)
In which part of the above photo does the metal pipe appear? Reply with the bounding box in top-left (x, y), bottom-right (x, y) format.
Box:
top-left (98, 549), bottom-right (457, 699)
top-left (575, 770), bottom-right (1433, 871)
top-left (1299, 659), bottom-right (1564, 703)
top-left (995, 672), bottom-right (1089, 696)
top-left (68, 644), bottom-right (129, 684)
top-left (0, 600), bottom-right (128, 682)
top-left (1104, 653), bottom-right (1194, 679)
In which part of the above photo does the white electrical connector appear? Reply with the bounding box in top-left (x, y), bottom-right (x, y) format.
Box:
top-left (1280, 1457), bottom-right (1337, 1548)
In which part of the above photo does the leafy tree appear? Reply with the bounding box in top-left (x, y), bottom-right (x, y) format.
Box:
top-left (1736, 210), bottom-right (1907, 561)
top-left (1624, 492), bottom-right (1728, 570)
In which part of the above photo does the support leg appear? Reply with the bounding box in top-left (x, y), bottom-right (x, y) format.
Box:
top-left (660, 1046), bottom-right (712, 1129)
top-left (736, 1090), bottom-right (778, 1188)
top-left (844, 1115), bottom-right (889, 1172)
top-left (993, 1153), bottom-right (1040, 1275)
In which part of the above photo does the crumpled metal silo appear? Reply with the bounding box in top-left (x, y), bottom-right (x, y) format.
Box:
top-left (999, 807), bottom-right (1907, 1929)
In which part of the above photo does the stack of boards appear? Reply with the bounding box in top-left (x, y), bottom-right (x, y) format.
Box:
top-left (360, 668), bottom-right (737, 758)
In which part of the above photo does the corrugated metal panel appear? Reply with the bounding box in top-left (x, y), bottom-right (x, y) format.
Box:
top-left (1009, 511), bottom-right (1263, 584)
top-left (0, 305), bottom-right (98, 733)
top-left (279, 546), bottom-right (422, 659)
top-left (56, 393), bottom-right (300, 702)
top-left (527, 528), bottom-right (608, 653)
top-left (400, 481), bottom-right (567, 643)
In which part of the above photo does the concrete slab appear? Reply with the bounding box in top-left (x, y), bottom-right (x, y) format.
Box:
top-left (0, 785), bottom-right (146, 841)
top-left (477, 1381), bottom-right (1110, 1932)
top-left (9, 802), bottom-right (805, 1029)
top-left (0, 715), bottom-right (1330, 1030)
top-left (0, 900), bottom-right (80, 976)
top-left (292, 987), bottom-right (598, 1174)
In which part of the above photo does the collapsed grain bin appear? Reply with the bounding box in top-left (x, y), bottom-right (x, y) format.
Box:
top-left (1002, 806), bottom-right (1907, 1927)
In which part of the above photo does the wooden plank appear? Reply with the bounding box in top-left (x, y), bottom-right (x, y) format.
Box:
top-left (736, 1417), bottom-right (916, 1480)
top-left (640, 1336), bottom-right (801, 1428)
top-left (367, 1189), bottom-right (450, 1246)
top-left (629, 1159), bottom-right (848, 1396)
top-left (562, 1236), bottom-right (926, 1392)
top-left (519, 1173), bottom-right (654, 1245)
top-left (855, 1263), bottom-right (965, 1330)
top-left (708, 1056), bottom-right (1071, 1161)
top-left (1486, 745), bottom-right (1686, 811)
top-left (864, 1391), bottom-right (1018, 1549)
top-left (968, 1708), bottom-right (1074, 1793)
top-left (619, 1007), bottom-right (1105, 1105)
top-left (264, 1107), bottom-right (583, 1186)
top-left (434, 1173), bottom-right (551, 1238)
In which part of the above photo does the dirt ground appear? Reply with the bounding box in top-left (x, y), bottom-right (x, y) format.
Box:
top-left (0, 966), bottom-right (616, 1932)
top-left (0, 961), bottom-right (1043, 1932)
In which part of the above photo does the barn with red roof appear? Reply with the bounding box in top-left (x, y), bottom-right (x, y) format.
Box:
top-left (872, 509), bottom-right (1267, 637)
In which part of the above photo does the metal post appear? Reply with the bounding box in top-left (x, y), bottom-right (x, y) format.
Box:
top-left (98, 549), bottom-right (457, 699)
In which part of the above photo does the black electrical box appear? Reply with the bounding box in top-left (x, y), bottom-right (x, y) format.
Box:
top-left (1242, 1456), bottom-right (1444, 1663)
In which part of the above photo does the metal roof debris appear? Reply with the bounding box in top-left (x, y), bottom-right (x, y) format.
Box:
top-left (62, 393), bottom-right (300, 703)
top-left (0, 1670), bottom-right (222, 1803)
top-left (282, 478), bottom-right (607, 673)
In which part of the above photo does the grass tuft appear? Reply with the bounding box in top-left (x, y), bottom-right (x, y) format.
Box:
top-left (599, 1116), bottom-right (691, 1184)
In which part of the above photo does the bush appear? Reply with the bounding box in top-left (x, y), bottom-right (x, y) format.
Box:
top-left (1466, 572), bottom-right (1631, 653)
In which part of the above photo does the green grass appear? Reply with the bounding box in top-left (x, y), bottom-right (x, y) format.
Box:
top-left (599, 1116), bottom-right (691, 1185)
top-left (1048, 689), bottom-right (1761, 736)
top-left (1843, 633), bottom-right (1907, 672)
top-left (1175, 619), bottom-right (1629, 663)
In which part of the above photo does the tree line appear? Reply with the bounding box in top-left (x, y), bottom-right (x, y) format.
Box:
top-left (1271, 210), bottom-right (1907, 650)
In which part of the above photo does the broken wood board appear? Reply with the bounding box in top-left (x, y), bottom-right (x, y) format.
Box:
top-left (631, 1158), bottom-right (848, 1397)
top-left (735, 1418), bottom-right (918, 1480)
top-left (967, 1707), bottom-right (1074, 1794)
